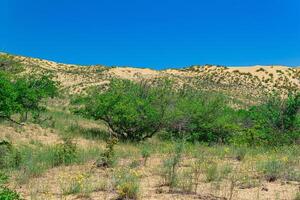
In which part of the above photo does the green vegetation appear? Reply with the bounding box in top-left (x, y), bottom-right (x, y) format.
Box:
top-left (0, 172), bottom-right (22, 200)
top-left (96, 137), bottom-right (118, 168)
top-left (0, 140), bottom-right (20, 170)
top-left (0, 71), bottom-right (58, 124)
top-left (160, 142), bottom-right (184, 190)
top-left (73, 79), bottom-right (300, 145)
top-left (73, 79), bottom-right (171, 141)
top-left (235, 93), bottom-right (300, 146)
top-left (113, 168), bottom-right (140, 200)
top-left (258, 159), bottom-right (284, 182)
top-left (52, 136), bottom-right (78, 166)
top-left (14, 73), bottom-right (59, 122)
top-left (0, 72), bottom-right (19, 122)
top-left (1, 55), bottom-right (300, 199)
top-left (140, 144), bottom-right (151, 166)
top-left (0, 54), bottom-right (24, 74)
top-left (165, 90), bottom-right (237, 143)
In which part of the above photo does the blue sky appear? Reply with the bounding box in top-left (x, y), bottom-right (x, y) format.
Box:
top-left (1, 0), bottom-right (299, 69)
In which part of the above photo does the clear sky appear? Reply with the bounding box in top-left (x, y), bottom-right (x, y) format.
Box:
top-left (1, 0), bottom-right (299, 69)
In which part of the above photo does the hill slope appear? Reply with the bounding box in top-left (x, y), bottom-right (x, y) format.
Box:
top-left (1, 52), bottom-right (299, 103)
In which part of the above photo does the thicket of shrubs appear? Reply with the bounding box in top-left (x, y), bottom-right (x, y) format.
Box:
top-left (74, 79), bottom-right (300, 146)
top-left (233, 93), bottom-right (300, 146)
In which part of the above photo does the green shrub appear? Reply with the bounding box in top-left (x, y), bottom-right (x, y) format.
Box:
top-left (238, 93), bottom-right (300, 146)
top-left (160, 142), bottom-right (184, 190)
top-left (14, 73), bottom-right (59, 122)
top-left (0, 71), bottom-right (58, 123)
top-left (176, 168), bottom-right (194, 193)
top-left (129, 159), bottom-right (141, 169)
top-left (0, 72), bottom-right (20, 121)
top-left (73, 79), bottom-right (172, 141)
top-left (140, 144), bottom-right (151, 166)
top-left (53, 136), bottom-right (77, 166)
top-left (258, 159), bottom-right (285, 182)
top-left (0, 140), bottom-right (20, 169)
top-left (113, 168), bottom-right (140, 200)
top-left (233, 147), bottom-right (247, 161)
top-left (0, 141), bottom-right (12, 169)
top-left (165, 90), bottom-right (238, 143)
top-left (60, 173), bottom-right (89, 195)
top-left (0, 171), bottom-right (22, 200)
top-left (0, 187), bottom-right (22, 200)
top-left (205, 163), bottom-right (219, 182)
top-left (96, 137), bottom-right (117, 168)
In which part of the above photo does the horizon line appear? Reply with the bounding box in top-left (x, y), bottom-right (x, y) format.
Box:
top-left (1, 51), bottom-right (299, 70)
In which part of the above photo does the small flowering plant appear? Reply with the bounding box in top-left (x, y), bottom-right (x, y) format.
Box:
top-left (59, 171), bottom-right (89, 195)
top-left (113, 168), bottom-right (140, 200)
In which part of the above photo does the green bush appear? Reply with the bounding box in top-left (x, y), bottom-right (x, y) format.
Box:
top-left (140, 144), bottom-right (151, 166)
top-left (96, 137), bottom-right (117, 168)
top-left (0, 171), bottom-right (22, 200)
top-left (14, 73), bottom-right (59, 122)
top-left (165, 90), bottom-right (238, 143)
top-left (53, 136), bottom-right (77, 166)
top-left (113, 168), bottom-right (140, 200)
top-left (0, 141), bottom-right (13, 169)
top-left (258, 159), bottom-right (285, 182)
top-left (205, 163), bottom-right (219, 182)
top-left (236, 93), bottom-right (300, 146)
top-left (0, 72), bottom-right (20, 120)
top-left (0, 140), bottom-right (20, 169)
top-left (233, 147), bottom-right (247, 161)
top-left (160, 142), bottom-right (184, 189)
top-left (73, 78), bottom-right (299, 145)
top-left (73, 79), bottom-right (172, 141)
top-left (0, 71), bottom-right (58, 123)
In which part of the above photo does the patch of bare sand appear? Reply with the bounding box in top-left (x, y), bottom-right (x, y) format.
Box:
top-left (108, 67), bottom-right (161, 80)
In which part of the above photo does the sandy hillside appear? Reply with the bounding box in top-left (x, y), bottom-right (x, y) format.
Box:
top-left (1, 53), bottom-right (299, 100)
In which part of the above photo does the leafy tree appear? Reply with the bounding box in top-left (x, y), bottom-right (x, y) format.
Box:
top-left (238, 93), bottom-right (300, 145)
top-left (74, 79), bottom-right (171, 141)
top-left (165, 89), bottom-right (238, 143)
top-left (0, 72), bottom-right (20, 122)
top-left (14, 73), bottom-right (59, 121)
top-left (0, 71), bottom-right (58, 124)
top-left (253, 93), bottom-right (299, 131)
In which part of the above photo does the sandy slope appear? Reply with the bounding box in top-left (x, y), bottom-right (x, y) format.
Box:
top-left (2, 53), bottom-right (299, 97)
